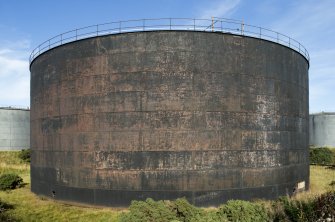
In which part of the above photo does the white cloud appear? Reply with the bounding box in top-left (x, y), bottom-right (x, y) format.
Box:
top-left (0, 40), bottom-right (30, 108)
top-left (270, 1), bottom-right (335, 52)
top-left (0, 53), bottom-right (27, 77)
top-left (192, 0), bottom-right (241, 31)
top-left (198, 0), bottom-right (241, 19)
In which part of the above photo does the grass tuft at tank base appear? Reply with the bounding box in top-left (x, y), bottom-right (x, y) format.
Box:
top-left (0, 151), bottom-right (334, 221)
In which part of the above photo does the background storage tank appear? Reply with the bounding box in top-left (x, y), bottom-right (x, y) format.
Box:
top-left (30, 19), bottom-right (310, 207)
top-left (310, 112), bottom-right (335, 147)
top-left (0, 107), bottom-right (30, 151)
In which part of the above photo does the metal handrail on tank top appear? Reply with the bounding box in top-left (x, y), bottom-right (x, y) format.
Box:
top-left (29, 18), bottom-right (310, 65)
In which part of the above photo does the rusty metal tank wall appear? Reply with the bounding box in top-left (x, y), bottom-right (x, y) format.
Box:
top-left (30, 31), bottom-right (309, 207)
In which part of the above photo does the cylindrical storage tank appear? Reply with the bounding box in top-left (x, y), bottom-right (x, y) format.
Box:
top-left (0, 107), bottom-right (30, 151)
top-left (310, 112), bottom-right (335, 147)
top-left (30, 30), bottom-right (309, 206)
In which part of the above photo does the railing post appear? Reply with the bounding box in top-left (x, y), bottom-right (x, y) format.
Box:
top-left (277, 32), bottom-right (279, 43)
top-left (143, 19), bottom-right (145, 31)
top-left (211, 16), bottom-right (214, 32)
top-left (60, 34), bottom-right (62, 44)
top-left (221, 21), bottom-right (222, 32)
top-left (241, 20), bottom-right (244, 35)
top-left (259, 27), bottom-right (261, 38)
top-left (97, 25), bottom-right (99, 36)
top-left (193, 19), bottom-right (195, 30)
top-left (48, 40), bottom-right (50, 50)
top-left (289, 37), bottom-right (291, 47)
top-left (119, 21), bottom-right (121, 33)
top-left (76, 29), bottom-right (77, 40)
top-left (169, 18), bottom-right (171, 30)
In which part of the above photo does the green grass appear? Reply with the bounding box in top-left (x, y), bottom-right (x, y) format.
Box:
top-left (0, 151), bottom-right (30, 183)
top-left (0, 151), bottom-right (334, 221)
top-left (0, 186), bottom-right (121, 221)
top-left (309, 165), bottom-right (334, 194)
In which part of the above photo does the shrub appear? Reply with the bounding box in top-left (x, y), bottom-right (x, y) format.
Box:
top-left (0, 199), bottom-right (13, 213)
top-left (119, 197), bottom-right (220, 222)
top-left (217, 200), bottom-right (269, 222)
top-left (168, 198), bottom-right (207, 222)
top-left (0, 199), bottom-right (14, 221)
top-left (118, 193), bottom-right (335, 222)
top-left (18, 149), bottom-right (31, 163)
top-left (0, 173), bottom-right (23, 191)
top-left (310, 147), bottom-right (334, 165)
top-left (119, 198), bottom-right (177, 222)
top-left (314, 191), bottom-right (335, 221)
top-left (269, 199), bottom-right (289, 222)
top-left (275, 196), bottom-right (317, 222)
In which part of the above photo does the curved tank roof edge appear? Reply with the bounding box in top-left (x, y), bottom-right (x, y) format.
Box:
top-left (310, 112), bottom-right (335, 116)
top-left (0, 107), bottom-right (30, 111)
top-left (29, 30), bottom-right (310, 70)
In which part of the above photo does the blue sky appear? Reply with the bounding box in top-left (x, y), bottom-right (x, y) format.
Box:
top-left (0, 0), bottom-right (334, 113)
